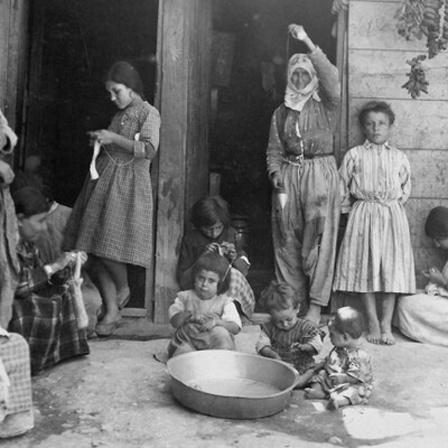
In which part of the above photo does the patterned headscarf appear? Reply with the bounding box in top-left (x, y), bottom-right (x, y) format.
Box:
top-left (425, 206), bottom-right (448, 239)
top-left (284, 53), bottom-right (320, 112)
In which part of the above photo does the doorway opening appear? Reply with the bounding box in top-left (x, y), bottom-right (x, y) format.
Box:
top-left (23, 0), bottom-right (159, 311)
top-left (210, 0), bottom-right (337, 299)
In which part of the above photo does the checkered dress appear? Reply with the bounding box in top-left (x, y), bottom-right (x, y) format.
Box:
top-left (0, 332), bottom-right (32, 415)
top-left (63, 100), bottom-right (160, 268)
top-left (9, 242), bottom-right (89, 375)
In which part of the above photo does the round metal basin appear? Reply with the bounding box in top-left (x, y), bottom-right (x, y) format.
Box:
top-left (167, 350), bottom-right (299, 419)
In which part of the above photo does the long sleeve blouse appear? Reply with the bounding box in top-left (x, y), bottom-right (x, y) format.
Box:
top-left (339, 141), bottom-right (412, 214)
top-left (266, 47), bottom-right (340, 178)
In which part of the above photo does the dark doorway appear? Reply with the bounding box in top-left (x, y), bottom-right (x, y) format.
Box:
top-left (24, 0), bottom-right (158, 205)
top-left (23, 0), bottom-right (159, 309)
top-left (210, 0), bottom-right (337, 298)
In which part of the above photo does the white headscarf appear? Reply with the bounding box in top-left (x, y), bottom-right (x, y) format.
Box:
top-left (284, 53), bottom-right (321, 112)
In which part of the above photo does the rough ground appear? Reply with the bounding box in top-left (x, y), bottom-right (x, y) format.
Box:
top-left (2, 326), bottom-right (448, 448)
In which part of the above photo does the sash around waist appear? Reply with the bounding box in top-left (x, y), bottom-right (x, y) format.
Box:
top-left (283, 153), bottom-right (334, 164)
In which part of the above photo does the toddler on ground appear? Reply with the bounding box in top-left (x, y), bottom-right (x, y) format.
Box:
top-left (168, 252), bottom-right (241, 358)
top-left (296, 306), bottom-right (373, 410)
top-left (256, 281), bottom-right (323, 374)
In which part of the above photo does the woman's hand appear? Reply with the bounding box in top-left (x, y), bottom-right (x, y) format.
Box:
top-left (271, 172), bottom-right (283, 190)
top-left (288, 24), bottom-right (308, 41)
top-left (423, 267), bottom-right (447, 287)
top-left (77, 251), bottom-right (88, 265)
top-left (51, 252), bottom-right (77, 272)
top-left (88, 130), bottom-right (116, 146)
top-left (204, 242), bottom-right (221, 254)
top-left (288, 24), bottom-right (316, 52)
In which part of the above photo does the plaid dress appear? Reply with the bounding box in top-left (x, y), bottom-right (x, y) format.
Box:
top-left (0, 332), bottom-right (33, 416)
top-left (8, 242), bottom-right (89, 375)
top-left (63, 100), bottom-right (160, 268)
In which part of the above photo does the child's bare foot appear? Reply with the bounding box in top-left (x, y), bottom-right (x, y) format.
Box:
top-left (327, 397), bottom-right (339, 410)
top-left (304, 387), bottom-right (326, 400)
top-left (327, 396), bottom-right (349, 410)
top-left (381, 330), bottom-right (396, 345)
top-left (366, 322), bottom-right (382, 344)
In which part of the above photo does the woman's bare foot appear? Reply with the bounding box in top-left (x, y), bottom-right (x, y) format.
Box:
top-left (381, 330), bottom-right (396, 345)
top-left (366, 322), bottom-right (382, 344)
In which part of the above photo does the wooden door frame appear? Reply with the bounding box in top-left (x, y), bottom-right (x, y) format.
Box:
top-left (152, 0), bottom-right (212, 324)
top-left (0, 0), bottom-right (30, 144)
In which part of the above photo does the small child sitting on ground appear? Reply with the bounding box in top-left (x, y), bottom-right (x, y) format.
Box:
top-left (168, 252), bottom-right (242, 358)
top-left (256, 281), bottom-right (323, 374)
top-left (295, 306), bottom-right (374, 410)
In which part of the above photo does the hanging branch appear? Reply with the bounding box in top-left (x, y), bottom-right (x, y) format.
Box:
top-left (401, 55), bottom-right (429, 98)
top-left (421, 0), bottom-right (443, 58)
top-left (395, 0), bottom-right (448, 98)
top-left (395, 0), bottom-right (426, 41)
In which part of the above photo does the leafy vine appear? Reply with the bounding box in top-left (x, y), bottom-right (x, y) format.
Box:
top-left (396, 0), bottom-right (448, 98)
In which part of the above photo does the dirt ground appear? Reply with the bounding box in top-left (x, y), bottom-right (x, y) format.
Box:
top-left (2, 325), bottom-right (448, 448)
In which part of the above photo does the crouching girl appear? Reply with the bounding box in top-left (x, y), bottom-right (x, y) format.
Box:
top-left (168, 252), bottom-right (241, 358)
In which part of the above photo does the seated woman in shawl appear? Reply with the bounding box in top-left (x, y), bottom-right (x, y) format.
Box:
top-left (8, 185), bottom-right (89, 375)
top-left (12, 168), bottom-right (103, 338)
top-left (396, 206), bottom-right (448, 347)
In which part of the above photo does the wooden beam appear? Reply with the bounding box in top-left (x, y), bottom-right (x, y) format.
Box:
top-left (0, 0), bottom-right (10, 113)
top-left (153, 0), bottom-right (191, 323)
top-left (335, 8), bottom-right (348, 164)
top-left (153, 0), bottom-right (212, 323)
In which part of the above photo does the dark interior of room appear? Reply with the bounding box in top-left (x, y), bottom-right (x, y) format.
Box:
top-left (210, 0), bottom-right (337, 296)
top-left (23, 0), bottom-right (336, 305)
top-left (25, 0), bottom-right (158, 205)
top-left (24, 0), bottom-right (159, 307)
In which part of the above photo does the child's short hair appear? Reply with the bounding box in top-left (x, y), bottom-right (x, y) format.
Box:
top-left (191, 195), bottom-right (231, 229)
top-left (358, 101), bottom-right (395, 127)
top-left (260, 281), bottom-right (300, 313)
top-left (192, 252), bottom-right (231, 294)
top-left (329, 306), bottom-right (365, 339)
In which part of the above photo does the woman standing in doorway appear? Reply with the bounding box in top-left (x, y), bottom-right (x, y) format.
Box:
top-left (266, 24), bottom-right (340, 325)
top-left (64, 61), bottom-right (160, 336)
